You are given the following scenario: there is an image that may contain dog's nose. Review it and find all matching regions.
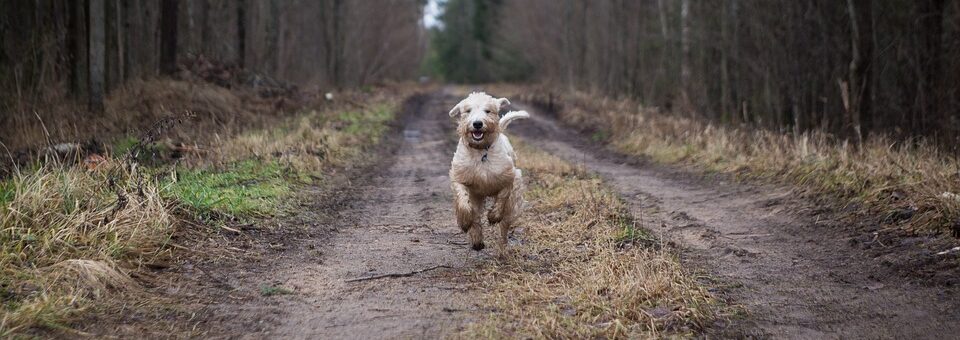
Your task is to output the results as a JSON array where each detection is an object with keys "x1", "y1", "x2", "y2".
[{"x1": 472, "y1": 121, "x2": 483, "y2": 129}]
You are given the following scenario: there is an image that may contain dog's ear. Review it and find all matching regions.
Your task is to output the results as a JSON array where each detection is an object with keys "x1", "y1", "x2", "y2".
[
  {"x1": 448, "y1": 100, "x2": 464, "y2": 117},
  {"x1": 496, "y1": 97, "x2": 511, "y2": 112}
]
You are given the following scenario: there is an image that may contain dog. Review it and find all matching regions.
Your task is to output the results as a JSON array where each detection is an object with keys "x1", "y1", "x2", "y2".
[{"x1": 448, "y1": 92, "x2": 529, "y2": 252}]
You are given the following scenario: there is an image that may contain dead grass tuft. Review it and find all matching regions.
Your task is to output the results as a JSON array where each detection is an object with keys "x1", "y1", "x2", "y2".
[
  {"x1": 45, "y1": 260, "x2": 138, "y2": 298},
  {"x1": 461, "y1": 141, "x2": 717, "y2": 338},
  {"x1": 0, "y1": 159, "x2": 170, "y2": 335}
]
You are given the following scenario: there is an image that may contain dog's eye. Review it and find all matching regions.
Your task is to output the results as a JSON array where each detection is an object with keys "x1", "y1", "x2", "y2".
[{"x1": 484, "y1": 109, "x2": 491, "y2": 114}]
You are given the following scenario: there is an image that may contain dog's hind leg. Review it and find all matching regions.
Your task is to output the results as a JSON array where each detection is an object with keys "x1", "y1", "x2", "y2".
[
  {"x1": 488, "y1": 187, "x2": 511, "y2": 225},
  {"x1": 495, "y1": 169, "x2": 525, "y2": 254}
]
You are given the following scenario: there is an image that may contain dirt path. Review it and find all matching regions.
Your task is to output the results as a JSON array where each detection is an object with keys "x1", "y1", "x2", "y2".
[
  {"x1": 176, "y1": 90, "x2": 960, "y2": 339},
  {"x1": 190, "y1": 92, "x2": 488, "y2": 339},
  {"x1": 510, "y1": 105, "x2": 960, "y2": 339},
  {"x1": 262, "y1": 93, "x2": 481, "y2": 339}
]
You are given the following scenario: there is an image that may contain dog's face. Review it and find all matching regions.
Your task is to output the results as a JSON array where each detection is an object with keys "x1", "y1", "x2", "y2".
[{"x1": 449, "y1": 92, "x2": 510, "y2": 149}]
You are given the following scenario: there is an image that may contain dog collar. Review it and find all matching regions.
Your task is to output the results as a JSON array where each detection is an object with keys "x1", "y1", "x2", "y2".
[{"x1": 468, "y1": 139, "x2": 492, "y2": 162}]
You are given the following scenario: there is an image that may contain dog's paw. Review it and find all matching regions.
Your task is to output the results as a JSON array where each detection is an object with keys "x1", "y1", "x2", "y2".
[{"x1": 471, "y1": 242, "x2": 486, "y2": 251}]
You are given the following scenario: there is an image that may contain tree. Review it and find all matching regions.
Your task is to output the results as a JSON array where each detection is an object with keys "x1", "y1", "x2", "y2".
[
  {"x1": 846, "y1": 0, "x2": 874, "y2": 140},
  {"x1": 160, "y1": 0, "x2": 179, "y2": 75},
  {"x1": 237, "y1": 0, "x2": 246, "y2": 68},
  {"x1": 89, "y1": 0, "x2": 106, "y2": 112},
  {"x1": 69, "y1": 0, "x2": 86, "y2": 97}
]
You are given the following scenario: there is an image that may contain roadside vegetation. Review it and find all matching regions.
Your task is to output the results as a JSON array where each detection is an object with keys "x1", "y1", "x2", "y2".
[
  {"x1": 509, "y1": 87, "x2": 960, "y2": 236},
  {"x1": 0, "y1": 78, "x2": 411, "y2": 336},
  {"x1": 462, "y1": 141, "x2": 719, "y2": 338}
]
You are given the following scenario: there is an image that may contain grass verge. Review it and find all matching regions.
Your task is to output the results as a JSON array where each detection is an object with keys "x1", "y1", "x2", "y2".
[
  {"x1": 0, "y1": 92, "x2": 404, "y2": 336},
  {"x1": 461, "y1": 141, "x2": 718, "y2": 338},
  {"x1": 0, "y1": 163, "x2": 169, "y2": 336}
]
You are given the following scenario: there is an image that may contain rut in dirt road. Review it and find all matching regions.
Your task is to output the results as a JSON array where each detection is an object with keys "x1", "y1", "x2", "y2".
[{"x1": 510, "y1": 105, "x2": 960, "y2": 339}]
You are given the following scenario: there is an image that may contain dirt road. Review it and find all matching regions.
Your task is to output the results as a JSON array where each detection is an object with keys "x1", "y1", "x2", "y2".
[
  {"x1": 185, "y1": 90, "x2": 959, "y2": 339},
  {"x1": 510, "y1": 104, "x2": 960, "y2": 339}
]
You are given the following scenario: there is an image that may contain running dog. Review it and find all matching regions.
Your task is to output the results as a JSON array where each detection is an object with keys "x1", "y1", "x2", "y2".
[{"x1": 448, "y1": 92, "x2": 529, "y2": 252}]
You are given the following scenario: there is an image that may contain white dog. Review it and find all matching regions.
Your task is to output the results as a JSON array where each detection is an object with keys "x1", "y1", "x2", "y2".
[{"x1": 448, "y1": 92, "x2": 529, "y2": 251}]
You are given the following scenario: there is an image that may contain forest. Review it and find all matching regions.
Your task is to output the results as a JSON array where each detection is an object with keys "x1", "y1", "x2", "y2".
[
  {"x1": 431, "y1": 0, "x2": 960, "y2": 146},
  {"x1": 2, "y1": 0, "x2": 960, "y2": 338}
]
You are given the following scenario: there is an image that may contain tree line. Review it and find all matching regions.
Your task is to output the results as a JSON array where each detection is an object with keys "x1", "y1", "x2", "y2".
[
  {"x1": 0, "y1": 0, "x2": 427, "y2": 113},
  {"x1": 431, "y1": 0, "x2": 960, "y2": 147}
]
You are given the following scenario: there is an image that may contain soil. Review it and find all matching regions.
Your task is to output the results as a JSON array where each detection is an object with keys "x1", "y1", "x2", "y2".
[{"x1": 78, "y1": 89, "x2": 960, "y2": 339}]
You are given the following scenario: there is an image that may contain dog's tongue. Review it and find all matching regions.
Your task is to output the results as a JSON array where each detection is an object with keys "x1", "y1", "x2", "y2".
[{"x1": 472, "y1": 131, "x2": 483, "y2": 139}]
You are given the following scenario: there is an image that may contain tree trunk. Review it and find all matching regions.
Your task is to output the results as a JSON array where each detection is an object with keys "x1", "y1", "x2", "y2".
[
  {"x1": 917, "y1": 0, "x2": 946, "y2": 136},
  {"x1": 332, "y1": 0, "x2": 344, "y2": 87},
  {"x1": 105, "y1": 0, "x2": 117, "y2": 90},
  {"x1": 846, "y1": 0, "x2": 873, "y2": 141},
  {"x1": 680, "y1": 0, "x2": 692, "y2": 113},
  {"x1": 269, "y1": 0, "x2": 281, "y2": 76},
  {"x1": 720, "y1": 0, "x2": 731, "y2": 123},
  {"x1": 88, "y1": 0, "x2": 106, "y2": 112},
  {"x1": 200, "y1": 0, "x2": 210, "y2": 55},
  {"x1": 70, "y1": 0, "x2": 86, "y2": 97},
  {"x1": 159, "y1": 0, "x2": 178, "y2": 75},
  {"x1": 237, "y1": 0, "x2": 246, "y2": 68},
  {"x1": 115, "y1": 0, "x2": 124, "y2": 83}
]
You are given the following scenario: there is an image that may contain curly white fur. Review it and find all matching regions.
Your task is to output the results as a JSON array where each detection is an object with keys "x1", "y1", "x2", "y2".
[{"x1": 448, "y1": 92, "x2": 529, "y2": 252}]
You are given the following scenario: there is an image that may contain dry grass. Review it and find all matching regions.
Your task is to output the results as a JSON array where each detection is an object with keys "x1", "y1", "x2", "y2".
[
  {"x1": 461, "y1": 141, "x2": 718, "y2": 339},
  {"x1": 504, "y1": 86, "x2": 960, "y2": 235},
  {"x1": 0, "y1": 81, "x2": 420, "y2": 336},
  {"x1": 0, "y1": 160, "x2": 170, "y2": 335}
]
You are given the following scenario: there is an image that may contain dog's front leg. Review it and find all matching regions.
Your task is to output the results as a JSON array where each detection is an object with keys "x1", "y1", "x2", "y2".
[
  {"x1": 453, "y1": 182, "x2": 486, "y2": 250},
  {"x1": 452, "y1": 182, "x2": 473, "y2": 232}
]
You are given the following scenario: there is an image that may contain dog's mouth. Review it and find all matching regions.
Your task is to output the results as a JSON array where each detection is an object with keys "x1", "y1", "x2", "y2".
[{"x1": 470, "y1": 131, "x2": 484, "y2": 141}]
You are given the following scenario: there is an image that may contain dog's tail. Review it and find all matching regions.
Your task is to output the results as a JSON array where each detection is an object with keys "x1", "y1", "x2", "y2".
[{"x1": 499, "y1": 110, "x2": 530, "y2": 130}]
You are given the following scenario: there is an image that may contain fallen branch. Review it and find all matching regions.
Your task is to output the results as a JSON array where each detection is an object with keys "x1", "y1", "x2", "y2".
[{"x1": 345, "y1": 265, "x2": 452, "y2": 283}]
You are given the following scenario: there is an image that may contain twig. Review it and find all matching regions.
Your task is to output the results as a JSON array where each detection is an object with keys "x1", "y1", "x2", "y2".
[
  {"x1": 345, "y1": 265, "x2": 452, "y2": 283},
  {"x1": 936, "y1": 246, "x2": 960, "y2": 256}
]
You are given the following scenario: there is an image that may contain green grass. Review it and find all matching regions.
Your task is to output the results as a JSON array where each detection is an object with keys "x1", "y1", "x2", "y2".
[
  {"x1": 337, "y1": 105, "x2": 394, "y2": 140},
  {"x1": 614, "y1": 217, "x2": 654, "y2": 247},
  {"x1": 0, "y1": 180, "x2": 13, "y2": 207},
  {"x1": 111, "y1": 136, "x2": 140, "y2": 156},
  {"x1": 162, "y1": 159, "x2": 292, "y2": 221}
]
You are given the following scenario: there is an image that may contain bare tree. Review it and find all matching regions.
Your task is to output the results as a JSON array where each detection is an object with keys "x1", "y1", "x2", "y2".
[
  {"x1": 237, "y1": 0, "x2": 246, "y2": 68},
  {"x1": 846, "y1": 0, "x2": 874, "y2": 140},
  {"x1": 88, "y1": 0, "x2": 106, "y2": 112},
  {"x1": 160, "y1": 0, "x2": 179, "y2": 75}
]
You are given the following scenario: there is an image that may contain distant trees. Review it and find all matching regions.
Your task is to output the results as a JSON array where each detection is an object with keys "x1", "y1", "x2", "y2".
[
  {"x1": 0, "y1": 0, "x2": 426, "y2": 113},
  {"x1": 428, "y1": 0, "x2": 532, "y2": 83},
  {"x1": 431, "y1": 0, "x2": 960, "y2": 148}
]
